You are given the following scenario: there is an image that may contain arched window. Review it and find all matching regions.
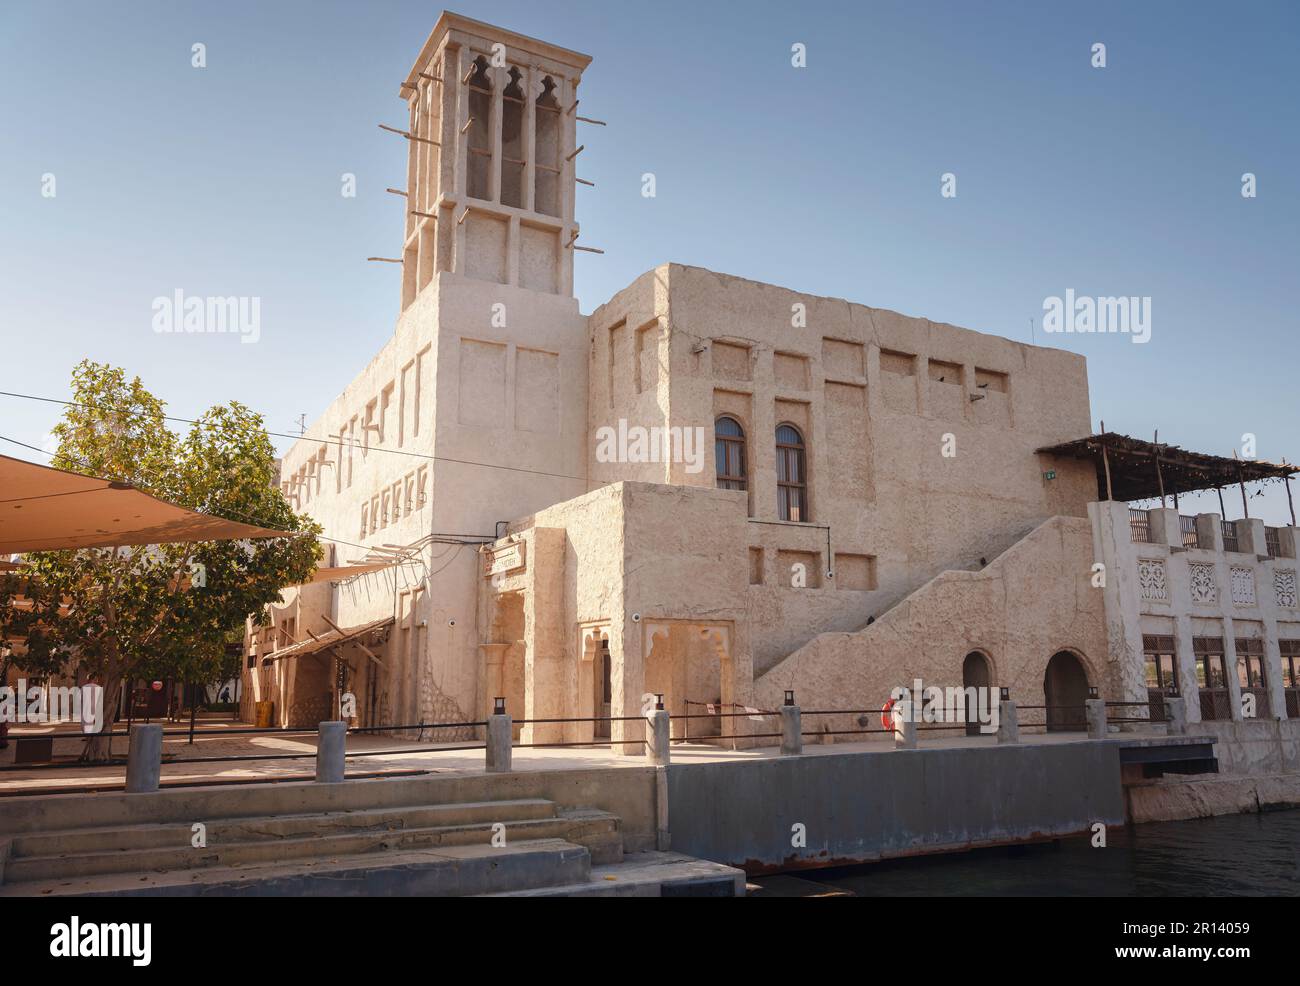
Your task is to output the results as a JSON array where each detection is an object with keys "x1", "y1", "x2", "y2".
[
  {"x1": 715, "y1": 416, "x2": 747, "y2": 491},
  {"x1": 776, "y1": 424, "x2": 807, "y2": 521},
  {"x1": 500, "y1": 67, "x2": 524, "y2": 208},
  {"x1": 534, "y1": 76, "x2": 561, "y2": 216},
  {"x1": 466, "y1": 56, "x2": 493, "y2": 201}
]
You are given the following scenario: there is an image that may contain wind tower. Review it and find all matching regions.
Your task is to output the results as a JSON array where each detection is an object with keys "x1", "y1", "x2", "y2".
[{"x1": 394, "y1": 12, "x2": 594, "y2": 303}]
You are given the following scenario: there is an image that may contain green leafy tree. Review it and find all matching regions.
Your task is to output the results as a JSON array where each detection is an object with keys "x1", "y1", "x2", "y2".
[{"x1": 10, "y1": 361, "x2": 321, "y2": 760}]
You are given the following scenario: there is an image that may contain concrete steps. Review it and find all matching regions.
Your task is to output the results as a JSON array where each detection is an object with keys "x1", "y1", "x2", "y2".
[
  {"x1": 9, "y1": 797, "x2": 558, "y2": 856},
  {"x1": 2, "y1": 838, "x2": 594, "y2": 897},
  {"x1": 1, "y1": 797, "x2": 623, "y2": 891}
]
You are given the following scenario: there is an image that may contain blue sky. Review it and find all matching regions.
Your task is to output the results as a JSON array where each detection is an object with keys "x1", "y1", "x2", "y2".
[{"x1": 1, "y1": 1, "x2": 1296, "y2": 521}]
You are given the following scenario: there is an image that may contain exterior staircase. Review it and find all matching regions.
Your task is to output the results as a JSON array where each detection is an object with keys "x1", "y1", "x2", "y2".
[
  {"x1": 0, "y1": 784, "x2": 744, "y2": 896},
  {"x1": 0, "y1": 797, "x2": 621, "y2": 896},
  {"x1": 752, "y1": 515, "x2": 1098, "y2": 710}
]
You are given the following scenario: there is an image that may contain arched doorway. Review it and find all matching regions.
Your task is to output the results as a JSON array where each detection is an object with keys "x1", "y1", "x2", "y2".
[
  {"x1": 962, "y1": 651, "x2": 991, "y2": 736},
  {"x1": 1043, "y1": 651, "x2": 1089, "y2": 732}
]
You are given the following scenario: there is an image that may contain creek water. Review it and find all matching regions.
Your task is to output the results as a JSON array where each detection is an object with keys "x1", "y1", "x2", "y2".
[{"x1": 806, "y1": 808, "x2": 1300, "y2": 896}]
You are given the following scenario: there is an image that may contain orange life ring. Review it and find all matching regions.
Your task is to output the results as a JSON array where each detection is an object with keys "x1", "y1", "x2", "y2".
[{"x1": 880, "y1": 698, "x2": 895, "y2": 730}]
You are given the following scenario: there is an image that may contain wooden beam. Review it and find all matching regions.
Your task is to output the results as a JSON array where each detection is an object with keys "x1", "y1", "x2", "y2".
[
  {"x1": 1234, "y1": 452, "x2": 1249, "y2": 519},
  {"x1": 1099, "y1": 423, "x2": 1113, "y2": 501},
  {"x1": 378, "y1": 123, "x2": 440, "y2": 147},
  {"x1": 322, "y1": 616, "x2": 386, "y2": 668},
  {"x1": 1153, "y1": 430, "x2": 1166, "y2": 508}
]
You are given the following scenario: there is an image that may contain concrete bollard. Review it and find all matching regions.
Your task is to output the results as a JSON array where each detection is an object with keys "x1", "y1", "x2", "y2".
[
  {"x1": 124, "y1": 723, "x2": 163, "y2": 793},
  {"x1": 997, "y1": 700, "x2": 1019, "y2": 744},
  {"x1": 647, "y1": 709, "x2": 671, "y2": 766},
  {"x1": 780, "y1": 703, "x2": 802, "y2": 756},
  {"x1": 315, "y1": 721, "x2": 347, "y2": 783},
  {"x1": 1085, "y1": 699, "x2": 1107, "y2": 739},
  {"x1": 1165, "y1": 695, "x2": 1187, "y2": 736},
  {"x1": 893, "y1": 702, "x2": 917, "y2": 750},
  {"x1": 486, "y1": 713, "x2": 513, "y2": 772}
]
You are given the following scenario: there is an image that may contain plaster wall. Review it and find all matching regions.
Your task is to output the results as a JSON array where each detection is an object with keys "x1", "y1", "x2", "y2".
[
  {"x1": 489, "y1": 482, "x2": 749, "y2": 748},
  {"x1": 588, "y1": 265, "x2": 1098, "y2": 675}
]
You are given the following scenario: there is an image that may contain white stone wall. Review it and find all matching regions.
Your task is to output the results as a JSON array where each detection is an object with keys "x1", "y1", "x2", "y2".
[{"x1": 1092, "y1": 500, "x2": 1300, "y2": 722}]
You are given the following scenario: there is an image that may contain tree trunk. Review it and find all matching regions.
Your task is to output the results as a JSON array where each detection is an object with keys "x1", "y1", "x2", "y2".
[{"x1": 80, "y1": 669, "x2": 125, "y2": 763}]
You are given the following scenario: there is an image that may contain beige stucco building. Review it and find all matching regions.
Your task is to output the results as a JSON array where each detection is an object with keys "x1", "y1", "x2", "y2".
[{"x1": 242, "y1": 12, "x2": 1300, "y2": 747}]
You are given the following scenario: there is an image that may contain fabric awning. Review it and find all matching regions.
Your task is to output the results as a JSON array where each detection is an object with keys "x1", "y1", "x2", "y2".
[
  {"x1": 263, "y1": 616, "x2": 394, "y2": 663},
  {"x1": 0, "y1": 454, "x2": 291, "y2": 553}
]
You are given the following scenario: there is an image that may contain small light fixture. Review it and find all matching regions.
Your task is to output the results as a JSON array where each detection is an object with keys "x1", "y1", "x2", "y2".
[
  {"x1": 999, "y1": 687, "x2": 1009, "y2": 701},
  {"x1": 655, "y1": 693, "x2": 664, "y2": 711},
  {"x1": 1167, "y1": 683, "x2": 1179, "y2": 697},
  {"x1": 493, "y1": 697, "x2": 505, "y2": 716},
  {"x1": 784, "y1": 689, "x2": 795, "y2": 707},
  {"x1": 1088, "y1": 686, "x2": 1099, "y2": 699}
]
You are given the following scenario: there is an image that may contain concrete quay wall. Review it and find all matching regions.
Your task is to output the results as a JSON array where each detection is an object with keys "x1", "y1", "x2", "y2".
[{"x1": 666, "y1": 740, "x2": 1126, "y2": 872}]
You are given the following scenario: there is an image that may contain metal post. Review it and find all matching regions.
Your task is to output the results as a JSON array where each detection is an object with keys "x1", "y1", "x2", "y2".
[
  {"x1": 893, "y1": 698, "x2": 917, "y2": 750},
  {"x1": 780, "y1": 690, "x2": 801, "y2": 756},
  {"x1": 1085, "y1": 697, "x2": 1107, "y2": 739},
  {"x1": 316, "y1": 721, "x2": 346, "y2": 782},
  {"x1": 188, "y1": 682, "x2": 197, "y2": 745},
  {"x1": 125, "y1": 723, "x2": 163, "y2": 793},
  {"x1": 997, "y1": 692, "x2": 1020, "y2": 745},
  {"x1": 487, "y1": 698, "x2": 512, "y2": 772},
  {"x1": 647, "y1": 708, "x2": 671, "y2": 766}
]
